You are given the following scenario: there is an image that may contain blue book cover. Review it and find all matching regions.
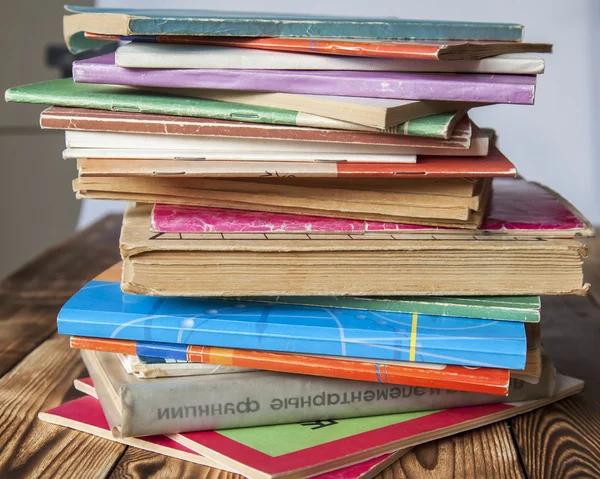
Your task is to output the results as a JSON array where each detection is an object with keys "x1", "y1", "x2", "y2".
[
  {"x1": 64, "y1": 6, "x2": 524, "y2": 53},
  {"x1": 58, "y1": 277, "x2": 527, "y2": 369}
]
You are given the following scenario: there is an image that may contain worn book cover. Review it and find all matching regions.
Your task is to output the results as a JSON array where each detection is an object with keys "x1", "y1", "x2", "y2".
[
  {"x1": 64, "y1": 6, "x2": 525, "y2": 53},
  {"x1": 41, "y1": 107, "x2": 473, "y2": 150},
  {"x1": 73, "y1": 53, "x2": 537, "y2": 104},
  {"x1": 115, "y1": 43, "x2": 546, "y2": 74},
  {"x1": 150, "y1": 178, "x2": 594, "y2": 240},
  {"x1": 39, "y1": 392, "x2": 405, "y2": 479},
  {"x1": 70, "y1": 335, "x2": 512, "y2": 394},
  {"x1": 60, "y1": 269, "x2": 527, "y2": 368},
  {"x1": 79, "y1": 349, "x2": 554, "y2": 437},
  {"x1": 87, "y1": 33, "x2": 551, "y2": 61},
  {"x1": 8, "y1": 79, "x2": 432, "y2": 134}
]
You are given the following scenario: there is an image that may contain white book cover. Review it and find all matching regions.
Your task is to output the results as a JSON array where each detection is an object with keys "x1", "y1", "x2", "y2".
[{"x1": 116, "y1": 43, "x2": 545, "y2": 75}]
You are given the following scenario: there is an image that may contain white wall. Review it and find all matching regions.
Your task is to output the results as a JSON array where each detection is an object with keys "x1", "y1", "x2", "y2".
[{"x1": 91, "y1": 0, "x2": 600, "y2": 225}]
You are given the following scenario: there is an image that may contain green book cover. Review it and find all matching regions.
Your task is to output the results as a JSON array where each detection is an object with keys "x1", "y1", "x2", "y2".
[
  {"x1": 242, "y1": 296, "x2": 541, "y2": 323},
  {"x1": 5, "y1": 78, "x2": 459, "y2": 138}
]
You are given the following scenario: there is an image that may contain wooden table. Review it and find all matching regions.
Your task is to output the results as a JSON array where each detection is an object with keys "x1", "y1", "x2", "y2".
[{"x1": 0, "y1": 215, "x2": 599, "y2": 479}]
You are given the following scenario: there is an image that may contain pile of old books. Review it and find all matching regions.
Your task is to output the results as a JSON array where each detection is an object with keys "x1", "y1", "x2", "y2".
[{"x1": 6, "y1": 6, "x2": 593, "y2": 479}]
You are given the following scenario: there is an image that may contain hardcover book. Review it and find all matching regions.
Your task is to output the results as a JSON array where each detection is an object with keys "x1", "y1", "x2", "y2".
[
  {"x1": 39, "y1": 392, "x2": 406, "y2": 479},
  {"x1": 86, "y1": 33, "x2": 552, "y2": 61},
  {"x1": 115, "y1": 43, "x2": 546, "y2": 75},
  {"x1": 59, "y1": 269, "x2": 528, "y2": 368},
  {"x1": 64, "y1": 6, "x2": 525, "y2": 53},
  {"x1": 73, "y1": 53, "x2": 537, "y2": 104},
  {"x1": 70, "y1": 336, "x2": 513, "y2": 395},
  {"x1": 113, "y1": 204, "x2": 588, "y2": 297},
  {"x1": 150, "y1": 178, "x2": 594, "y2": 240},
  {"x1": 8, "y1": 79, "x2": 448, "y2": 134},
  {"x1": 79, "y1": 349, "x2": 554, "y2": 436}
]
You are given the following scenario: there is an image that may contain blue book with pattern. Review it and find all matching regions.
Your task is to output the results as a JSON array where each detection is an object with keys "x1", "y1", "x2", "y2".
[{"x1": 57, "y1": 273, "x2": 527, "y2": 369}]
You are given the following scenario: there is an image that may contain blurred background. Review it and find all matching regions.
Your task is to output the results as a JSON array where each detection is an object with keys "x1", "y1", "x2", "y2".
[{"x1": 1, "y1": 0, "x2": 598, "y2": 278}]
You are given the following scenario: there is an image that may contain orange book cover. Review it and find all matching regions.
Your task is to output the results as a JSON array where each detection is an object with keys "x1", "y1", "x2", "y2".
[{"x1": 70, "y1": 335, "x2": 511, "y2": 395}]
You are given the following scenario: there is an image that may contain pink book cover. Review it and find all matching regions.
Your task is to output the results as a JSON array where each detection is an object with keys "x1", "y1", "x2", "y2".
[
  {"x1": 40, "y1": 379, "x2": 403, "y2": 479},
  {"x1": 151, "y1": 178, "x2": 593, "y2": 237}
]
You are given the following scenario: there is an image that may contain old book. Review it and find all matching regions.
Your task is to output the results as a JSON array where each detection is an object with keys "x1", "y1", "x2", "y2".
[
  {"x1": 39, "y1": 393, "x2": 406, "y2": 479},
  {"x1": 70, "y1": 336, "x2": 512, "y2": 395},
  {"x1": 70, "y1": 374, "x2": 578, "y2": 479},
  {"x1": 73, "y1": 53, "x2": 537, "y2": 104},
  {"x1": 115, "y1": 43, "x2": 546, "y2": 74},
  {"x1": 61, "y1": 270, "x2": 527, "y2": 368},
  {"x1": 63, "y1": 121, "x2": 489, "y2": 157},
  {"x1": 116, "y1": 204, "x2": 588, "y2": 297},
  {"x1": 64, "y1": 6, "x2": 525, "y2": 53},
  {"x1": 117, "y1": 353, "x2": 252, "y2": 379},
  {"x1": 8, "y1": 79, "x2": 452, "y2": 134},
  {"x1": 79, "y1": 349, "x2": 555, "y2": 437},
  {"x1": 87, "y1": 33, "x2": 551, "y2": 61},
  {"x1": 150, "y1": 178, "x2": 594, "y2": 239},
  {"x1": 72, "y1": 149, "x2": 516, "y2": 180},
  {"x1": 74, "y1": 177, "x2": 492, "y2": 227},
  {"x1": 41, "y1": 107, "x2": 473, "y2": 150}
]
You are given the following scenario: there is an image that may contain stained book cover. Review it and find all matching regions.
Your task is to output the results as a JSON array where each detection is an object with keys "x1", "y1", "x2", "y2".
[
  {"x1": 64, "y1": 6, "x2": 525, "y2": 53},
  {"x1": 80, "y1": 349, "x2": 554, "y2": 436},
  {"x1": 60, "y1": 266, "x2": 527, "y2": 369},
  {"x1": 73, "y1": 53, "x2": 537, "y2": 104},
  {"x1": 70, "y1": 336, "x2": 512, "y2": 395}
]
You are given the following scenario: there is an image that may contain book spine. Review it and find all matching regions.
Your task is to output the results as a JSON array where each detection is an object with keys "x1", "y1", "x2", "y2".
[{"x1": 110, "y1": 359, "x2": 553, "y2": 436}]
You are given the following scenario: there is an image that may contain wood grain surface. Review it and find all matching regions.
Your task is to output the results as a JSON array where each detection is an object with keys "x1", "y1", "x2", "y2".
[{"x1": 0, "y1": 215, "x2": 597, "y2": 479}]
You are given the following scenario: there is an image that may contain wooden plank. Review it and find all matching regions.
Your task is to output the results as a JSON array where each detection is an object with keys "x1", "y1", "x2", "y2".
[
  {"x1": 108, "y1": 447, "x2": 243, "y2": 479},
  {"x1": 374, "y1": 422, "x2": 524, "y2": 478},
  {"x1": 511, "y1": 235, "x2": 600, "y2": 478},
  {"x1": 0, "y1": 334, "x2": 125, "y2": 478},
  {"x1": 0, "y1": 215, "x2": 121, "y2": 377}
]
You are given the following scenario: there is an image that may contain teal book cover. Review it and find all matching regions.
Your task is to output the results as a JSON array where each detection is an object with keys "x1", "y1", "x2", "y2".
[{"x1": 64, "y1": 6, "x2": 524, "y2": 53}]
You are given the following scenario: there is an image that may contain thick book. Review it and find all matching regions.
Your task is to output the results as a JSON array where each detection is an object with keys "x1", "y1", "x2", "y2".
[
  {"x1": 60, "y1": 269, "x2": 528, "y2": 368},
  {"x1": 76, "y1": 178, "x2": 492, "y2": 228},
  {"x1": 7, "y1": 79, "x2": 448, "y2": 134},
  {"x1": 70, "y1": 336, "x2": 513, "y2": 395},
  {"x1": 115, "y1": 43, "x2": 546, "y2": 74},
  {"x1": 150, "y1": 178, "x2": 594, "y2": 239},
  {"x1": 39, "y1": 392, "x2": 405, "y2": 479},
  {"x1": 80, "y1": 349, "x2": 555, "y2": 437},
  {"x1": 115, "y1": 204, "x2": 589, "y2": 297},
  {"x1": 73, "y1": 53, "x2": 537, "y2": 104},
  {"x1": 87, "y1": 33, "x2": 552, "y2": 61},
  {"x1": 64, "y1": 6, "x2": 525, "y2": 53},
  {"x1": 42, "y1": 107, "x2": 474, "y2": 151},
  {"x1": 117, "y1": 353, "x2": 252, "y2": 379},
  {"x1": 69, "y1": 375, "x2": 579, "y2": 479}
]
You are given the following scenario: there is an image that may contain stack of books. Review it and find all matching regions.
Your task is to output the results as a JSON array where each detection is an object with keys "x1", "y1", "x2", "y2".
[{"x1": 6, "y1": 6, "x2": 593, "y2": 479}]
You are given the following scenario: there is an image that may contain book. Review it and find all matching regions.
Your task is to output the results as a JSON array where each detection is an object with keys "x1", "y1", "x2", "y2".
[
  {"x1": 75, "y1": 177, "x2": 492, "y2": 228},
  {"x1": 39, "y1": 392, "x2": 406, "y2": 479},
  {"x1": 64, "y1": 6, "x2": 525, "y2": 54},
  {"x1": 73, "y1": 53, "x2": 537, "y2": 104},
  {"x1": 41, "y1": 107, "x2": 474, "y2": 151},
  {"x1": 70, "y1": 336, "x2": 513, "y2": 395},
  {"x1": 86, "y1": 33, "x2": 552, "y2": 61},
  {"x1": 72, "y1": 148, "x2": 516, "y2": 180},
  {"x1": 79, "y1": 349, "x2": 555, "y2": 437},
  {"x1": 115, "y1": 204, "x2": 589, "y2": 297},
  {"x1": 7, "y1": 79, "x2": 456, "y2": 134},
  {"x1": 140, "y1": 89, "x2": 472, "y2": 132},
  {"x1": 115, "y1": 43, "x2": 546, "y2": 75},
  {"x1": 69, "y1": 375, "x2": 580, "y2": 479},
  {"x1": 62, "y1": 123, "x2": 489, "y2": 158},
  {"x1": 60, "y1": 270, "x2": 528, "y2": 368},
  {"x1": 117, "y1": 353, "x2": 253, "y2": 378},
  {"x1": 150, "y1": 178, "x2": 594, "y2": 239}
]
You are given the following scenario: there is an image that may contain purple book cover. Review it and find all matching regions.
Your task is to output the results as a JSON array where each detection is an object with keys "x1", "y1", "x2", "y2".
[{"x1": 73, "y1": 53, "x2": 536, "y2": 104}]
